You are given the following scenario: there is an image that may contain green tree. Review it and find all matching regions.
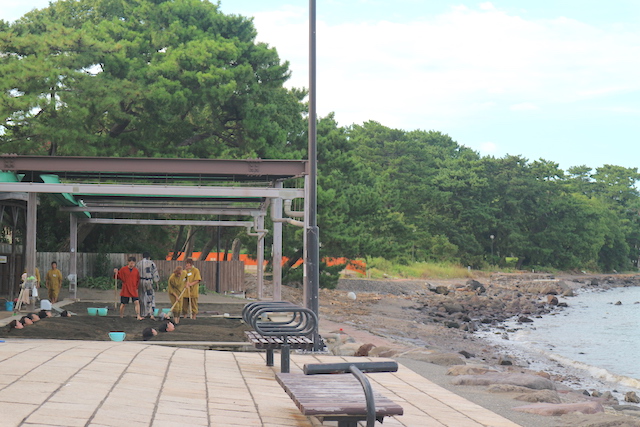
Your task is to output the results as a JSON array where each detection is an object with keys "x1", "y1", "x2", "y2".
[{"x1": 0, "y1": 0, "x2": 306, "y2": 158}]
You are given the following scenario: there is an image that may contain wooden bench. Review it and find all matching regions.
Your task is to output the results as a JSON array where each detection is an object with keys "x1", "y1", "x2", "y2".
[
  {"x1": 276, "y1": 361, "x2": 404, "y2": 427},
  {"x1": 243, "y1": 301, "x2": 318, "y2": 373}
]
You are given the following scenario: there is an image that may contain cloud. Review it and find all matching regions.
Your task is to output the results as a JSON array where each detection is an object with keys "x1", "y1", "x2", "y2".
[
  {"x1": 250, "y1": 4, "x2": 640, "y2": 130},
  {"x1": 510, "y1": 103, "x2": 539, "y2": 111},
  {"x1": 479, "y1": 141, "x2": 499, "y2": 154}
]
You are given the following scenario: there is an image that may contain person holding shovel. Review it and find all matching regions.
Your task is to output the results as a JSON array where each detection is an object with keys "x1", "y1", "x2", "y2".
[
  {"x1": 114, "y1": 257, "x2": 143, "y2": 320},
  {"x1": 167, "y1": 266, "x2": 186, "y2": 324},
  {"x1": 182, "y1": 257, "x2": 201, "y2": 320}
]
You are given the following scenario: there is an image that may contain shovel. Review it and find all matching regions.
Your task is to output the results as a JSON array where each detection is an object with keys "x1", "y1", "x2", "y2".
[
  {"x1": 166, "y1": 286, "x2": 189, "y2": 319},
  {"x1": 114, "y1": 276, "x2": 119, "y2": 309}
]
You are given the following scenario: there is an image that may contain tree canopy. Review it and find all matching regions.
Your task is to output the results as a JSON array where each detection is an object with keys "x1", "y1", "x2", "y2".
[
  {"x1": 0, "y1": 0, "x2": 307, "y2": 158},
  {"x1": 2, "y1": 0, "x2": 639, "y2": 274}
]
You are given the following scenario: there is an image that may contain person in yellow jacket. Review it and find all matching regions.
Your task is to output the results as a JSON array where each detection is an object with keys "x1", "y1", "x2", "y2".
[
  {"x1": 167, "y1": 266, "x2": 186, "y2": 324},
  {"x1": 182, "y1": 257, "x2": 201, "y2": 320},
  {"x1": 45, "y1": 261, "x2": 63, "y2": 303}
]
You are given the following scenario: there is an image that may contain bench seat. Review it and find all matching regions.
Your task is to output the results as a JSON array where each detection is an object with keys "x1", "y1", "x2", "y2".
[
  {"x1": 276, "y1": 372, "x2": 404, "y2": 419},
  {"x1": 245, "y1": 330, "x2": 315, "y2": 350}
]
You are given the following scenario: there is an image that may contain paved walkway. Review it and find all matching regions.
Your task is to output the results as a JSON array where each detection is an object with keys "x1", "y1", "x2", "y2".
[{"x1": 0, "y1": 339, "x2": 521, "y2": 427}]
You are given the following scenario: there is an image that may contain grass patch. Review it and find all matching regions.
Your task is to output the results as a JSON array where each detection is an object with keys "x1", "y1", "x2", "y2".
[{"x1": 363, "y1": 258, "x2": 475, "y2": 279}]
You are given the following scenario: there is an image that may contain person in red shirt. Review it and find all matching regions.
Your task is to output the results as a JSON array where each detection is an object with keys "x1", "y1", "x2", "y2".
[{"x1": 114, "y1": 257, "x2": 143, "y2": 320}]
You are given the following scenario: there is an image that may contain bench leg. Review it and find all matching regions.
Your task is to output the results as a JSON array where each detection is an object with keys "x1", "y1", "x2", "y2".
[
  {"x1": 337, "y1": 421, "x2": 358, "y2": 427},
  {"x1": 281, "y1": 344, "x2": 290, "y2": 373},
  {"x1": 266, "y1": 349, "x2": 274, "y2": 367}
]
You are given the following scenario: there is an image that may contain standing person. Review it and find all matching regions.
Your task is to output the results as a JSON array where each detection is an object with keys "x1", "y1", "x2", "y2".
[
  {"x1": 182, "y1": 258, "x2": 201, "y2": 320},
  {"x1": 23, "y1": 267, "x2": 41, "y2": 288},
  {"x1": 167, "y1": 265, "x2": 186, "y2": 324},
  {"x1": 137, "y1": 252, "x2": 160, "y2": 320},
  {"x1": 45, "y1": 261, "x2": 63, "y2": 304},
  {"x1": 21, "y1": 268, "x2": 41, "y2": 306},
  {"x1": 114, "y1": 257, "x2": 143, "y2": 320}
]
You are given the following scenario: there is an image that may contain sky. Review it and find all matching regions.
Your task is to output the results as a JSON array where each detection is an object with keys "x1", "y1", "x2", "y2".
[{"x1": 2, "y1": 0, "x2": 640, "y2": 172}]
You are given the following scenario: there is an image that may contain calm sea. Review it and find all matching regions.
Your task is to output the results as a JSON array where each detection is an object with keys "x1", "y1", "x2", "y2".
[{"x1": 479, "y1": 285, "x2": 640, "y2": 394}]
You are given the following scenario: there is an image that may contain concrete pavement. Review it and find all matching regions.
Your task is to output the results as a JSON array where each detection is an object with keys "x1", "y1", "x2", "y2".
[{"x1": 0, "y1": 339, "x2": 521, "y2": 427}]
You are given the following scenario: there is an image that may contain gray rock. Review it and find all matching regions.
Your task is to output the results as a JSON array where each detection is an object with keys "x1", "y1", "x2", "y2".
[
  {"x1": 515, "y1": 390, "x2": 561, "y2": 404},
  {"x1": 498, "y1": 356, "x2": 514, "y2": 365},
  {"x1": 446, "y1": 364, "x2": 496, "y2": 376},
  {"x1": 451, "y1": 373, "x2": 556, "y2": 390},
  {"x1": 626, "y1": 391, "x2": 640, "y2": 403},
  {"x1": 424, "y1": 352, "x2": 466, "y2": 366},
  {"x1": 488, "y1": 384, "x2": 536, "y2": 393},
  {"x1": 513, "y1": 401, "x2": 604, "y2": 416}
]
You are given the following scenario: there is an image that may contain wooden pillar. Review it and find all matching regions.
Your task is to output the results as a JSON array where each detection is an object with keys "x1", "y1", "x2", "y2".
[
  {"x1": 25, "y1": 193, "x2": 37, "y2": 277},
  {"x1": 69, "y1": 214, "x2": 78, "y2": 299}
]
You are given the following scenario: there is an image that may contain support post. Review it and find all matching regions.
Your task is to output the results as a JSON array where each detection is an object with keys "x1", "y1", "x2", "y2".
[
  {"x1": 25, "y1": 193, "x2": 37, "y2": 279},
  {"x1": 257, "y1": 214, "x2": 265, "y2": 300},
  {"x1": 272, "y1": 184, "x2": 283, "y2": 301},
  {"x1": 306, "y1": 0, "x2": 320, "y2": 350},
  {"x1": 216, "y1": 217, "x2": 221, "y2": 293},
  {"x1": 69, "y1": 214, "x2": 78, "y2": 300}
]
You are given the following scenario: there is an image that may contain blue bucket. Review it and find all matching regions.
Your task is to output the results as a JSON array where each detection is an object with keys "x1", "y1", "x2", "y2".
[{"x1": 5, "y1": 301, "x2": 13, "y2": 311}]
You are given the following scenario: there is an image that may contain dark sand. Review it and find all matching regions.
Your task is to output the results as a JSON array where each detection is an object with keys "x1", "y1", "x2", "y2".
[{"x1": 1, "y1": 302, "x2": 250, "y2": 342}]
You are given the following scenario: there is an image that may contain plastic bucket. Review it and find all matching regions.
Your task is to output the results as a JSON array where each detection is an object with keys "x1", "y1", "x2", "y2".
[{"x1": 5, "y1": 301, "x2": 13, "y2": 311}]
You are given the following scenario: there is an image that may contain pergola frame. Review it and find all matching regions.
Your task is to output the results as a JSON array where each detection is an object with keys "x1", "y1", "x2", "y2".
[{"x1": 0, "y1": 155, "x2": 310, "y2": 303}]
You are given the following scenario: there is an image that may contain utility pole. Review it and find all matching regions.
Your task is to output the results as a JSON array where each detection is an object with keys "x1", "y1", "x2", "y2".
[{"x1": 306, "y1": 0, "x2": 320, "y2": 350}]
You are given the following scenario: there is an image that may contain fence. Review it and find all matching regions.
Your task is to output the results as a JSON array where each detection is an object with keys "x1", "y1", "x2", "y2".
[
  {"x1": 155, "y1": 260, "x2": 244, "y2": 293},
  {"x1": 0, "y1": 252, "x2": 245, "y2": 297}
]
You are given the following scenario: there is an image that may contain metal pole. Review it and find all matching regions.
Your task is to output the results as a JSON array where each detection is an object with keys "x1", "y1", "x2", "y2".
[
  {"x1": 216, "y1": 216, "x2": 221, "y2": 293},
  {"x1": 306, "y1": 0, "x2": 321, "y2": 350}
]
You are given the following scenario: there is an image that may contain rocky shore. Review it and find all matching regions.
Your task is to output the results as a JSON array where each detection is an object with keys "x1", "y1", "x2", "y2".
[{"x1": 318, "y1": 273, "x2": 640, "y2": 427}]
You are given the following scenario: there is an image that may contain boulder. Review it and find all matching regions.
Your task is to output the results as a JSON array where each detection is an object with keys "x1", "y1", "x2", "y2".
[
  {"x1": 451, "y1": 373, "x2": 556, "y2": 390},
  {"x1": 546, "y1": 295, "x2": 559, "y2": 305},
  {"x1": 423, "y1": 352, "x2": 466, "y2": 366},
  {"x1": 446, "y1": 364, "x2": 496, "y2": 376},
  {"x1": 515, "y1": 390, "x2": 561, "y2": 403},
  {"x1": 498, "y1": 356, "x2": 514, "y2": 366},
  {"x1": 513, "y1": 401, "x2": 603, "y2": 416},
  {"x1": 488, "y1": 384, "x2": 537, "y2": 393},
  {"x1": 355, "y1": 343, "x2": 376, "y2": 357},
  {"x1": 369, "y1": 346, "x2": 397, "y2": 358},
  {"x1": 434, "y1": 286, "x2": 449, "y2": 295},
  {"x1": 625, "y1": 392, "x2": 640, "y2": 403},
  {"x1": 331, "y1": 342, "x2": 362, "y2": 356},
  {"x1": 466, "y1": 279, "x2": 486, "y2": 294}
]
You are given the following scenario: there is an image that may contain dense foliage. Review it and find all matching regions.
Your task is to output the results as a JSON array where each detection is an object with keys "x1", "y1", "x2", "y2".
[{"x1": 2, "y1": 0, "x2": 639, "y2": 274}]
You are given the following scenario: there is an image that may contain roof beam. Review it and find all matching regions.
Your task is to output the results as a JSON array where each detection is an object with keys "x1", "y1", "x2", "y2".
[
  {"x1": 78, "y1": 218, "x2": 255, "y2": 227},
  {"x1": 1, "y1": 155, "x2": 307, "y2": 178},
  {"x1": 0, "y1": 183, "x2": 305, "y2": 199},
  {"x1": 60, "y1": 206, "x2": 261, "y2": 215}
]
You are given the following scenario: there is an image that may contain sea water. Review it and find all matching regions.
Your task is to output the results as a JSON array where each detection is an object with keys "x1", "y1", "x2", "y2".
[{"x1": 478, "y1": 285, "x2": 640, "y2": 395}]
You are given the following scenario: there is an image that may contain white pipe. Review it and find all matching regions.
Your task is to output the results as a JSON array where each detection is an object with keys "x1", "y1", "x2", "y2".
[
  {"x1": 272, "y1": 217, "x2": 304, "y2": 227},
  {"x1": 284, "y1": 199, "x2": 304, "y2": 218}
]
